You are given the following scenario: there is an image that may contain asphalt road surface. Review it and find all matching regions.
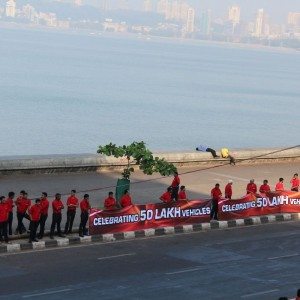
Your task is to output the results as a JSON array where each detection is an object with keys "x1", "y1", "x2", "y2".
[{"x1": 0, "y1": 221, "x2": 299, "y2": 299}]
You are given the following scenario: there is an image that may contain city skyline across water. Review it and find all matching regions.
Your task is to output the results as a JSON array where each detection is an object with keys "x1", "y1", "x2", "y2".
[{"x1": 0, "y1": 28, "x2": 300, "y2": 156}]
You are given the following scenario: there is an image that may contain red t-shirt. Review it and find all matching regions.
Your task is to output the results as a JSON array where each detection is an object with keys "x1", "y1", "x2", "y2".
[
  {"x1": 5, "y1": 198, "x2": 14, "y2": 213},
  {"x1": 290, "y1": 178, "x2": 299, "y2": 189},
  {"x1": 80, "y1": 199, "x2": 90, "y2": 213},
  {"x1": 16, "y1": 197, "x2": 31, "y2": 214},
  {"x1": 225, "y1": 184, "x2": 232, "y2": 199},
  {"x1": 29, "y1": 204, "x2": 41, "y2": 222},
  {"x1": 211, "y1": 187, "x2": 222, "y2": 200},
  {"x1": 40, "y1": 198, "x2": 49, "y2": 215},
  {"x1": 275, "y1": 182, "x2": 284, "y2": 191},
  {"x1": 0, "y1": 203, "x2": 9, "y2": 222},
  {"x1": 259, "y1": 184, "x2": 271, "y2": 194},
  {"x1": 104, "y1": 197, "x2": 116, "y2": 209},
  {"x1": 247, "y1": 183, "x2": 257, "y2": 194},
  {"x1": 160, "y1": 192, "x2": 172, "y2": 203},
  {"x1": 171, "y1": 175, "x2": 180, "y2": 187},
  {"x1": 67, "y1": 196, "x2": 79, "y2": 211},
  {"x1": 52, "y1": 199, "x2": 64, "y2": 214},
  {"x1": 178, "y1": 191, "x2": 187, "y2": 200},
  {"x1": 120, "y1": 194, "x2": 132, "y2": 207}
]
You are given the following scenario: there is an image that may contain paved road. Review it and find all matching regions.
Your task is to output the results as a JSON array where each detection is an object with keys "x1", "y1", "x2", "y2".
[
  {"x1": 0, "y1": 161, "x2": 299, "y2": 232},
  {"x1": 0, "y1": 221, "x2": 299, "y2": 299}
]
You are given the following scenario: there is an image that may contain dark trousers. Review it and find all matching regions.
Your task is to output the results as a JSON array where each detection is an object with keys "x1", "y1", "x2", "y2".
[
  {"x1": 206, "y1": 148, "x2": 218, "y2": 158},
  {"x1": 64, "y1": 210, "x2": 76, "y2": 234},
  {"x1": 38, "y1": 214, "x2": 48, "y2": 238},
  {"x1": 228, "y1": 155, "x2": 236, "y2": 165},
  {"x1": 210, "y1": 198, "x2": 219, "y2": 220},
  {"x1": 50, "y1": 213, "x2": 62, "y2": 236},
  {"x1": 8, "y1": 212, "x2": 13, "y2": 235},
  {"x1": 29, "y1": 221, "x2": 39, "y2": 241},
  {"x1": 291, "y1": 187, "x2": 299, "y2": 192},
  {"x1": 16, "y1": 212, "x2": 27, "y2": 234},
  {"x1": 0, "y1": 221, "x2": 8, "y2": 243},
  {"x1": 79, "y1": 212, "x2": 89, "y2": 236},
  {"x1": 171, "y1": 186, "x2": 179, "y2": 201}
]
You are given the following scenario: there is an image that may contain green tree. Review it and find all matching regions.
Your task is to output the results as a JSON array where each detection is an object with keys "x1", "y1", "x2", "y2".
[{"x1": 97, "y1": 141, "x2": 177, "y2": 180}]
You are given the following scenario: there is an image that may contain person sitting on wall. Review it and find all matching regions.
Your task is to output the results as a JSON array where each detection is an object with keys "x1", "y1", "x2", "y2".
[
  {"x1": 159, "y1": 187, "x2": 173, "y2": 204},
  {"x1": 178, "y1": 185, "x2": 188, "y2": 201},
  {"x1": 104, "y1": 192, "x2": 117, "y2": 210},
  {"x1": 196, "y1": 145, "x2": 219, "y2": 158},
  {"x1": 221, "y1": 148, "x2": 236, "y2": 165},
  {"x1": 120, "y1": 190, "x2": 132, "y2": 208},
  {"x1": 290, "y1": 173, "x2": 299, "y2": 192}
]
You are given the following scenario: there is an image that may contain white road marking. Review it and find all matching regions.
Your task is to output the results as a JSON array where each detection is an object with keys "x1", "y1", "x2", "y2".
[
  {"x1": 97, "y1": 253, "x2": 136, "y2": 260},
  {"x1": 165, "y1": 267, "x2": 204, "y2": 275},
  {"x1": 268, "y1": 253, "x2": 299, "y2": 260},
  {"x1": 207, "y1": 172, "x2": 249, "y2": 182},
  {"x1": 22, "y1": 289, "x2": 72, "y2": 298},
  {"x1": 241, "y1": 289, "x2": 279, "y2": 298}
]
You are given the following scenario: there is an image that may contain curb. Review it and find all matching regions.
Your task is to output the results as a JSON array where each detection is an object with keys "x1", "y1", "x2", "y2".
[{"x1": 1, "y1": 213, "x2": 299, "y2": 254}]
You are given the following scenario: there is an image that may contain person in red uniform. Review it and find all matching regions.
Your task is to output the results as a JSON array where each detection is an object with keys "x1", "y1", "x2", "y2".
[
  {"x1": 225, "y1": 180, "x2": 233, "y2": 199},
  {"x1": 0, "y1": 196, "x2": 9, "y2": 243},
  {"x1": 120, "y1": 190, "x2": 133, "y2": 208},
  {"x1": 275, "y1": 178, "x2": 285, "y2": 192},
  {"x1": 28, "y1": 198, "x2": 41, "y2": 243},
  {"x1": 171, "y1": 171, "x2": 180, "y2": 201},
  {"x1": 37, "y1": 192, "x2": 49, "y2": 239},
  {"x1": 5, "y1": 191, "x2": 15, "y2": 236},
  {"x1": 259, "y1": 180, "x2": 271, "y2": 194},
  {"x1": 178, "y1": 186, "x2": 188, "y2": 201},
  {"x1": 210, "y1": 183, "x2": 222, "y2": 220},
  {"x1": 15, "y1": 190, "x2": 31, "y2": 234},
  {"x1": 104, "y1": 192, "x2": 117, "y2": 210},
  {"x1": 159, "y1": 187, "x2": 173, "y2": 204},
  {"x1": 64, "y1": 189, "x2": 79, "y2": 234},
  {"x1": 290, "y1": 173, "x2": 299, "y2": 192},
  {"x1": 50, "y1": 193, "x2": 65, "y2": 239},
  {"x1": 246, "y1": 179, "x2": 257, "y2": 194},
  {"x1": 79, "y1": 194, "x2": 91, "y2": 237}
]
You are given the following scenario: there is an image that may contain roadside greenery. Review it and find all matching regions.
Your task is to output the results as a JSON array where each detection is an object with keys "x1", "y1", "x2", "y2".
[{"x1": 97, "y1": 141, "x2": 177, "y2": 180}]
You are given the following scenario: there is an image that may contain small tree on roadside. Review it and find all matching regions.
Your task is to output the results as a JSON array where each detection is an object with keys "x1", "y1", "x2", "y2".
[{"x1": 97, "y1": 141, "x2": 177, "y2": 180}]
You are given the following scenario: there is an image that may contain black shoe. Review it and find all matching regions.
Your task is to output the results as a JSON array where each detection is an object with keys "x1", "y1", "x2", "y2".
[
  {"x1": 79, "y1": 234, "x2": 84, "y2": 237},
  {"x1": 50, "y1": 236, "x2": 54, "y2": 239},
  {"x1": 37, "y1": 235, "x2": 43, "y2": 239},
  {"x1": 33, "y1": 239, "x2": 39, "y2": 242},
  {"x1": 58, "y1": 234, "x2": 65, "y2": 238}
]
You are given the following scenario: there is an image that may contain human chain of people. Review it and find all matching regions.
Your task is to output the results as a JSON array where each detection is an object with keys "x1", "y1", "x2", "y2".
[{"x1": 0, "y1": 172, "x2": 298, "y2": 244}]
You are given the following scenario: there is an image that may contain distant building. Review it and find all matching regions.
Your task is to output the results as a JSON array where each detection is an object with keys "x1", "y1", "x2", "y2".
[
  {"x1": 254, "y1": 8, "x2": 266, "y2": 38},
  {"x1": 6, "y1": 0, "x2": 16, "y2": 18},
  {"x1": 228, "y1": 6, "x2": 240, "y2": 24},
  {"x1": 157, "y1": 0, "x2": 169, "y2": 15},
  {"x1": 74, "y1": 0, "x2": 83, "y2": 6},
  {"x1": 228, "y1": 6, "x2": 240, "y2": 34},
  {"x1": 288, "y1": 12, "x2": 300, "y2": 27},
  {"x1": 143, "y1": 0, "x2": 152, "y2": 12},
  {"x1": 186, "y1": 7, "x2": 195, "y2": 33},
  {"x1": 117, "y1": 0, "x2": 129, "y2": 10},
  {"x1": 200, "y1": 9, "x2": 212, "y2": 35},
  {"x1": 100, "y1": 0, "x2": 110, "y2": 11},
  {"x1": 22, "y1": 4, "x2": 37, "y2": 22}
]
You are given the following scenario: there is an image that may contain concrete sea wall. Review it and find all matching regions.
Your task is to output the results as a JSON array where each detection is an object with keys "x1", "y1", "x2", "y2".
[{"x1": 0, "y1": 147, "x2": 299, "y2": 175}]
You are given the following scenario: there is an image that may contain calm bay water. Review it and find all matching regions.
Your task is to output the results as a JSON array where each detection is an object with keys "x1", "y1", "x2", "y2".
[{"x1": 0, "y1": 28, "x2": 299, "y2": 156}]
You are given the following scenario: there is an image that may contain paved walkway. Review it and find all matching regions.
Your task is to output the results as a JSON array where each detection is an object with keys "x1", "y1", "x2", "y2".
[{"x1": 0, "y1": 161, "x2": 299, "y2": 233}]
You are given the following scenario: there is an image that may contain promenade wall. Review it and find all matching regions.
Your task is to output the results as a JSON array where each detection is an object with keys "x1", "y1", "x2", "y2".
[{"x1": 0, "y1": 147, "x2": 299, "y2": 175}]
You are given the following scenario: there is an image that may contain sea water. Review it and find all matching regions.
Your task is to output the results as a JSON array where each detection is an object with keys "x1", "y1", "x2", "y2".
[{"x1": 0, "y1": 28, "x2": 299, "y2": 156}]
